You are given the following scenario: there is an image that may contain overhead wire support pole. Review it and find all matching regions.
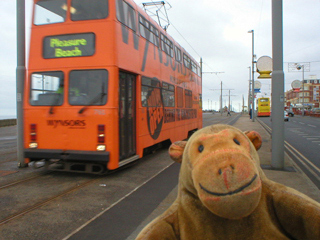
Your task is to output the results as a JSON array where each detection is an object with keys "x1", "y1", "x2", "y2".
[
  {"x1": 16, "y1": 0, "x2": 26, "y2": 167},
  {"x1": 248, "y1": 30, "x2": 255, "y2": 122},
  {"x1": 248, "y1": 66, "x2": 251, "y2": 115},
  {"x1": 202, "y1": 71, "x2": 224, "y2": 112},
  {"x1": 210, "y1": 82, "x2": 234, "y2": 116},
  {"x1": 223, "y1": 90, "x2": 236, "y2": 111},
  {"x1": 271, "y1": 0, "x2": 285, "y2": 170}
]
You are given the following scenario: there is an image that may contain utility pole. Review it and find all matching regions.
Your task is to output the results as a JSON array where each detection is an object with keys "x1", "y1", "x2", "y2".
[
  {"x1": 248, "y1": 66, "x2": 252, "y2": 114},
  {"x1": 223, "y1": 90, "x2": 236, "y2": 111},
  {"x1": 202, "y1": 71, "x2": 224, "y2": 113},
  {"x1": 242, "y1": 94, "x2": 245, "y2": 113},
  {"x1": 271, "y1": 0, "x2": 285, "y2": 170},
  {"x1": 248, "y1": 30, "x2": 255, "y2": 122},
  {"x1": 17, "y1": 0, "x2": 26, "y2": 168},
  {"x1": 210, "y1": 81, "x2": 234, "y2": 115}
]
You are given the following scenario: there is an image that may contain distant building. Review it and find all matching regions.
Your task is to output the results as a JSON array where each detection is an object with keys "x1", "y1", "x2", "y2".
[{"x1": 285, "y1": 79, "x2": 320, "y2": 110}]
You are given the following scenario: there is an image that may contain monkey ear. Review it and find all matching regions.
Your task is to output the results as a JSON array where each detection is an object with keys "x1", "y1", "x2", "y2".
[
  {"x1": 169, "y1": 141, "x2": 187, "y2": 163},
  {"x1": 244, "y1": 131, "x2": 262, "y2": 150}
]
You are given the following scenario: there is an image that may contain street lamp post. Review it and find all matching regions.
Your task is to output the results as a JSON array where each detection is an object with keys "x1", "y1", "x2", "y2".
[
  {"x1": 248, "y1": 66, "x2": 251, "y2": 115},
  {"x1": 248, "y1": 30, "x2": 255, "y2": 122},
  {"x1": 297, "y1": 64, "x2": 305, "y2": 115},
  {"x1": 271, "y1": 0, "x2": 285, "y2": 170},
  {"x1": 17, "y1": 0, "x2": 26, "y2": 167}
]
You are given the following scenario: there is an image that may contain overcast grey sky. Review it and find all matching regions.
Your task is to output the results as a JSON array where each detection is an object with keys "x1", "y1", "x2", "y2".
[{"x1": 1, "y1": 0, "x2": 320, "y2": 118}]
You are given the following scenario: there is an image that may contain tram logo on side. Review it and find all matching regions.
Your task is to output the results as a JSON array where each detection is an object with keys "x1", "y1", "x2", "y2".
[
  {"x1": 146, "y1": 88, "x2": 164, "y2": 140},
  {"x1": 47, "y1": 120, "x2": 86, "y2": 129}
]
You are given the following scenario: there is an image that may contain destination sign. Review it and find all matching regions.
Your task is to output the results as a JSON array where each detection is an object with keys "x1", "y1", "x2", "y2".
[{"x1": 43, "y1": 33, "x2": 95, "y2": 59}]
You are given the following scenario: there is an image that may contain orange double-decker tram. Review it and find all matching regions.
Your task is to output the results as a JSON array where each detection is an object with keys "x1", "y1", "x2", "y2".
[{"x1": 24, "y1": 0, "x2": 202, "y2": 174}]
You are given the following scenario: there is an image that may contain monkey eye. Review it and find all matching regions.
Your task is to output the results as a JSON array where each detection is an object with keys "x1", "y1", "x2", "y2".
[
  {"x1": 233, "y1": 138, "x2": 240, "y2": 145},
  {"x1": 198, "y1": 145, "x2": 204, "y2": 153}
]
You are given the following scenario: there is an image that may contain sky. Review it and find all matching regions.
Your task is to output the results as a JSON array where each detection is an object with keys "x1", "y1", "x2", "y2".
[{"x1": 1, "y1": 0, "x2": 320, "y2": 118}]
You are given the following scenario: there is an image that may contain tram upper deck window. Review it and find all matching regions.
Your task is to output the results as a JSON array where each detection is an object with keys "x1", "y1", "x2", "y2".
[
  {"x1": 116, "y1": 0, "x2": 137, "y2": 31},
  {"x1": 34, "y1": 0, "x2": 67, "y2": 25},
  {"x1": 174, "y1": 46, "x2": 182, "y2": 62},
  {"x1": 30, "y1": 71, "x2": 64, "y2": 106},
  {"x1": 71, "y1": 0, "x2": 108, "y2": 21},
  {"x1": 68, "y1": 69, "x2": 108, "y2": 106}
]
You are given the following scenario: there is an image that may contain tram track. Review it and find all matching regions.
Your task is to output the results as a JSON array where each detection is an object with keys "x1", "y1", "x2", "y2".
[
  {"x1": 0, "y1": 163, "x2": 132, "y2": 227},
  {"x1": 0, "y1": 174, "x2": 101, "y2": 227},
  {"x1": 0, "y1": 171, "x2": 51, "y2": 190}
]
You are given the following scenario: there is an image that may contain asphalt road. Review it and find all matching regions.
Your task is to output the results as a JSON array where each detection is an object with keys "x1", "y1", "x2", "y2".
[{"x1": 258, "y1": 115, "x2": 320, "y2": 188}]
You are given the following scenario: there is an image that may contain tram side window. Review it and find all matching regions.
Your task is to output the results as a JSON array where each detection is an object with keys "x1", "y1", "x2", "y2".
[
  {"x1": 191, "y1": 61, "x2": 197, "y2": 74},
  {"x1": 69, "y1": 69, "x2": 108, "y2": 106},
  {"x1": 34, "y1": 0, "x2": 67, "y2": 25},
  {"x1": 185, "y1": 90, "x2": 193, "y2": 108},
  {"x1": 141, "y1": 77, "x2": 161, "y2": 107},
  {"x1": 162, "y1": 83, "x2": 175, "y2": 107},
  {"x1": 30, "y1": 71, "x2": 64, "y2": 106},
  {"x1": 183, "y1": 54, "x2": 191, "y2": 69},
  {"x1": 139, "y1": 16, "x2": 159, "y2": 47},
  {"x1": 161, "y1": 34, "x2": 174, "y2": 57},
  {"x1": 174, "y1": 46, "x2": 182, "y2": 62},
  {"x1": 177, "y1": 87, "x2": 184, "y2": 108},
  {"x1": 116, "y1": 0, "x2": 137, "y2": 32},
  {"x1": 197, "y1": 66, "x2": 201, "y2": 76},
  {"x1": 71, "y1": 0, "x2": 108, "y2": 21}
]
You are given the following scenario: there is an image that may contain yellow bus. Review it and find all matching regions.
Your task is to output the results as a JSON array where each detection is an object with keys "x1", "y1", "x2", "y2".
[{"x1": 257, "y1": 98, "x2": 271, "y2": 117}]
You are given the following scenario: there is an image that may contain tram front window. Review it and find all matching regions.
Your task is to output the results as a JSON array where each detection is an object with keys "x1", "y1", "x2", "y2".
[
  {"x1": 71, "y1": 0, "x2": 109, "y2": 21},
  {"x1": 30, "y1": 71, "x2": 64, "y2": 106},
  {"x1": 34, "y1": 0, "x2": 67, "y2": 25},
  {"x1": 69, "y1": 69, "x2": 108, "y2": 106}
]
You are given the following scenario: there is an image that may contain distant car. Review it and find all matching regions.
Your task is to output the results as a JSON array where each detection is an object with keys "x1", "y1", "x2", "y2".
[
  {"x1": 313, "y1": 108, "x2": 320, "y2": 113},
  {"x1": 286, "y1": 110, "x2": 294, "y2": 117},
  {"x1": 284, "y1": 111, "x2": 289, "y2": 121}
]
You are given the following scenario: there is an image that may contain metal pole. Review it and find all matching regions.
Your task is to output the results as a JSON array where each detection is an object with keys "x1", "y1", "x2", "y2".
[
  {"x1": 302, "y1": 65, "x2": 305, "y2": 116},
  {"x1": 228, "y1": 90, "x2": 231, "y2": 111},
  {"x1": 271, "y1": 0, "x2": 285, "y2": 170},
  {"x1": 220, "y1": 81, "x2": 223, "y2": 115},
  {"x1": 200, "y1": 57, "x2": 203, "y2": 110},
  {"x1": 251, "y1": 30, "x2": 255, "y2": 122},
  {"x1": 248, "y1": 66, "x2": 251, "y2": 114},
  {"x1": 16, "y1": 0, "x2": 26, "y2": 168}
]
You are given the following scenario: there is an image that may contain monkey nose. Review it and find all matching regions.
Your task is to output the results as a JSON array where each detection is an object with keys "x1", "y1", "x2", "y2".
[{"x1": 218, "y1": 165, "x2": 235, "y2": 190}]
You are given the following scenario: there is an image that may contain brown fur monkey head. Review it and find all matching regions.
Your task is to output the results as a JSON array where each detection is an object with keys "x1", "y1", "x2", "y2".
[{"x1": 169, "y1": 124, "x2": 263, "y2": 220}]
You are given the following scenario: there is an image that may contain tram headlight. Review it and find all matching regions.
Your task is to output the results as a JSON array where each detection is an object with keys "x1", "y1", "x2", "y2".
[
  {"x1": 97, "y1": 145, "x2": 106, "y2": 151},
  {"x1": 29, "y1": 142, "x2": 38, "y2": 149}
]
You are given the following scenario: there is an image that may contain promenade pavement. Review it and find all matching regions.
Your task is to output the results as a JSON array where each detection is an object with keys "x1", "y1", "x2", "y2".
[{"x1": 127, "y1": 114, "x2": 320, "y2": 240}]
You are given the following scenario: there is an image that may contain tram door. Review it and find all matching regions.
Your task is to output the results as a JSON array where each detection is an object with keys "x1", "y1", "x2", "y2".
[{"x1": 119, "y1": 72, "x2": 136, "y2": 160}]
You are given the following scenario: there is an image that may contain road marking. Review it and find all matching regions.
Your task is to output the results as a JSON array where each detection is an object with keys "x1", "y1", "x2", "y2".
[
  {"x1": 299, "y1": 122, "x2": 305, "y2": 125},
  {"x1": 61, "y1": 162, "x2": 175, "y2": 240},
  {"x1": 298, "y1": 133, "x2": 308, "y2": 136},
  {"x1": 256, "y1": 119, "x2": 320, "y2": 182},
  {"x1": 307, "y1": 138, "x2": 319, "y2": 140},
  {"x1": 307, "y1": 124, "x2": 316, "y2": 128},
  {"x1": 285, "y1": 142, "x2": 320, "y2": 181},
  {"x1": 0, "y1": 136, "x2": 17, "y2": 141}
]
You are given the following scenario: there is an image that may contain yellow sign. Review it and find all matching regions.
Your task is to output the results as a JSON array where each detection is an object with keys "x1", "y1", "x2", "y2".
[{"x1": 43, "y1": 33, "x2": 95, "y2": 59}]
